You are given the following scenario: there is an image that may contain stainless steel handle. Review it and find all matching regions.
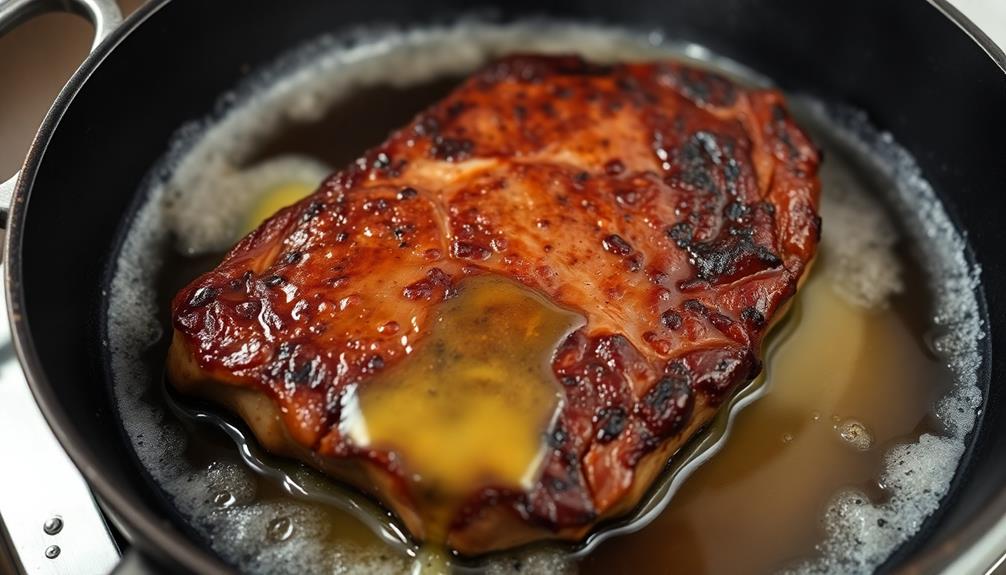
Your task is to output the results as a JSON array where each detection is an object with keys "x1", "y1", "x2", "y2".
[
  {"x1": 0, "y1": 263, "x2": 122, "y2": 574},
  {"x1": 0, "y1": 0, "x2": 123, "y2": 228}
]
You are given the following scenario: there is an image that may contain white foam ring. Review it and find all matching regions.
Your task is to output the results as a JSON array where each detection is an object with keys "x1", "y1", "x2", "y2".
[
  {"x1": 105, "y1": 21, "x2": 983, "y2": 574},
  {"x1": 782, "y1": 104, "x2": 985, "y2": 574},
  {"x1": 816, "y1": 153, "x2": 904, "y2": 310}
]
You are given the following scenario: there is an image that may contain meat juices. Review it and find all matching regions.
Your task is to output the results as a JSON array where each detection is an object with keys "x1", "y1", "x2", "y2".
[{"x1": 167, "y1": 55, "x2": 820, "y2": 554}]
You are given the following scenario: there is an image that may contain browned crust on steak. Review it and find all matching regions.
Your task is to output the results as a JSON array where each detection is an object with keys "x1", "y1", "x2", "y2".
[{"x1": 167, "y1": 54, "x2": 821, "y2": 554}]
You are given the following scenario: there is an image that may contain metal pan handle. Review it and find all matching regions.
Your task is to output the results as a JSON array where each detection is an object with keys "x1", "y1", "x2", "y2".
[
  {"x1": 0, "y1": 5, "x2": 164, "y2": 575},
  {"x1": 0, "y1": 0, "x2": 123, "y2": 227}
]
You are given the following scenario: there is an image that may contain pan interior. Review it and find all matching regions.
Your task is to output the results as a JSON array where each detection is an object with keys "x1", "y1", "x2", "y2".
[{"x1": 102, "y1": 21, "x2": 983, "y2": 574}]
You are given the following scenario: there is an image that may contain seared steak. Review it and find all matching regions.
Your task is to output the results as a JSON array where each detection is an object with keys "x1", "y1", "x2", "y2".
[{"x1": 168, "y1": 55, "x2": 820, "y2": 554}]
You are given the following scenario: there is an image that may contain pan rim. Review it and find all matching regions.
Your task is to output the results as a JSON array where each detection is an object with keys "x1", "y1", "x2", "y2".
[
  {"x1": 4, "y1": 1, "x2": 1004, "y2": 573},
  {"x1": 928, "y1": 0, "x2": 1006, "y2": 74}
]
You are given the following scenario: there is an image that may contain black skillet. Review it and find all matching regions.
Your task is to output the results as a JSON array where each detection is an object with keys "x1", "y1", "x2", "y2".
[{"x1": 1, "y1": 0, "x2": 1004, "y2": 573}]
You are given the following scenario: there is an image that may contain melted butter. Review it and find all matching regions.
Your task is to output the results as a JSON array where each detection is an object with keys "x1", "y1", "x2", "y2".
[
  {"x1": 341, "y1": 275, "x2": 585, "y2": 540},
  {"x1": 244, "y1": 181, "x2": 315, "y2": 233}
]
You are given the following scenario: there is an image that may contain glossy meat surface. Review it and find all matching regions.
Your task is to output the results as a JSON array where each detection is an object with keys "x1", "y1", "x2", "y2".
[{"x1": 168, "y1": 55, "x2": 820, "y2": 553}]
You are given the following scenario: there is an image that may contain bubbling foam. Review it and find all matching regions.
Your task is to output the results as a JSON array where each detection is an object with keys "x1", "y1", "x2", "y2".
[
  {"x1": 778, "y1": 102, "x2": 985, "y2": 574},
  {"x1": 817, "y1": 155, "x2": 904, "y2": 309},
  {"x1": 105, "y1": 21, "x2": 983, "y2": 574}
]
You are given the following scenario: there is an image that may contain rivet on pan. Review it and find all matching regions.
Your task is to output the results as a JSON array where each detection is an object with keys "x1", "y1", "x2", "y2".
[
  {"x1": 44, "y1": 545, "x2": 60, "y2": 559},
  {"x1": 43, "y1": 517, "x2": 63, "y2": 535}
]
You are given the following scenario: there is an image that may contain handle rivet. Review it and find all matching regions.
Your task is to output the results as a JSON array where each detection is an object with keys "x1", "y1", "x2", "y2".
[
  {"x1": 43, "y1": 517, "x2": 63, "y2": 535},
  {"x1": 44, "y1": 545, "x2": 60, "y2": 559}
]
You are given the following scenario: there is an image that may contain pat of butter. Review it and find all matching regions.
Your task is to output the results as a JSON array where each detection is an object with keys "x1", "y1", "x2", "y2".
[
  {"x1": 342, "y1": 275, "x2": 584, "y2": 537},
  {"x1": 244, "y1": 182, "x2": 316, "y2": 233}
]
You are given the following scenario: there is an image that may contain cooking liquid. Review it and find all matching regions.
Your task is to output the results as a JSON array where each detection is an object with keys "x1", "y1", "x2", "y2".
[{"x1": 143, "y1": 73, "x2": 954, "y2": 573}]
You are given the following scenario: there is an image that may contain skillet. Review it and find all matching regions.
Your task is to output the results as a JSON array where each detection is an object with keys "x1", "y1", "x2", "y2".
[{"x1": 1, "y1": 0, "x2": 1005, "y2": 572}]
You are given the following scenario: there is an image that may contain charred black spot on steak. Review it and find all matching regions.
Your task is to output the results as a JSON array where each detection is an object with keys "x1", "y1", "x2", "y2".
[
  {"x1": 267, "y1": 342, "x2": 327, "y2": 390},
  {"x1": 638, "y1": 375, "x2": 693, "y2": 437},
  {"x1": 724, "y1": 201, "x2": 747, "y2": 221},
  {"x1": 301, "y1": 200, "x2": 324, "y2": 222},
  {"x1": 660, "y1": 65, "x2": 738, "y2": 107},
  {"x1": 741, "y1": 307, "x2": 766, "y2": 328},
  {"x1": 371, "y1": 152, "x2": 391, "y2": 170},
  {"x1": 234, "y1": 301, "x2": 260, "y2": 319},
  {"x1": 187, "y1": 286, "x2": 220, "y2": 308},
  {"x1": 666, "y1": 222, "x2": 694, "y2": 247},
  {"x1": 263, "y1": 275, "x2": 286, "y2": 287},
  {"x1": 667, "y1": 131, "x2": 742, "y2": 198},
  {"x1": 595, "y1": 406, "x2": 628, "y2": 443},
  {"x1": 430, "y1": 136, "x2": 474, "y2": 162},
  {"x1": 366, "y1": 354, "x2": 385, "y2": 372},
  {"x1": 602, "y1": 234, "x2": 633, "y2": 256},
  {"x1": 547, "y1": 427, "x2": 568, "y2": 449},
  {"x1": 413, "y1": 114, "x2": 439, "y2": 137},
  {"x1": 688, "y1": 236, "x2": 775, "y2": 282},
  {"x1": 661, "y1": 309, "x2": 683, "y2": 330},
  {"x1": 682, "y1": 299, "x2": 707, "y2": 314},
  {"x1": 279, "y1": 251, "x2": 303, "y2": 265},
  {"x1": 684, "y1": 202, "x2": 783, "y2": 284}
]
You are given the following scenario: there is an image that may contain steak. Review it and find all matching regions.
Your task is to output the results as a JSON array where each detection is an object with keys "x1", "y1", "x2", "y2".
[{"x1": 168, "y1": 54, "x2": 820, "y2": 554}]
